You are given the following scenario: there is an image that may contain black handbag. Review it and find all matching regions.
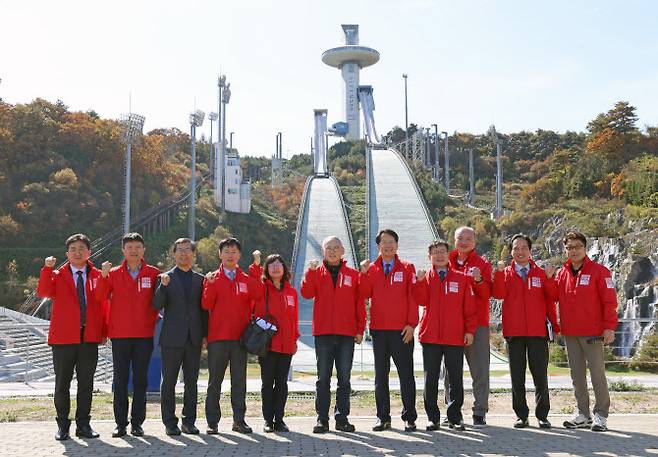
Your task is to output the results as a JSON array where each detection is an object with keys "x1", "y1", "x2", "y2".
[{"x1": 240, "y1": 288, "x2": 277, "y2": 356}]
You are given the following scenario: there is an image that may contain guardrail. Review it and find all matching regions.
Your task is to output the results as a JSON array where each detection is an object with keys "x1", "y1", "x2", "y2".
[{"x1": 290, "y1": 176, "x2": 314, "y2": 276}]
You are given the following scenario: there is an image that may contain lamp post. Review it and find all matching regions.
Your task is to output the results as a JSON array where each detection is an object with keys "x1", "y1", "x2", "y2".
[
  {"x1": 403, "y1": 74, "x2": 409, "y2": 156},
  {"x1": 189, "y1": 110, "x2": 205, "y2": 241},
  {"x1": 431, "y1": 124, "x2": 439, "y2": 181},
  {"x1": 119, "y1": 112, "x2": 145, "y2": 234},
  {"x1": 489, "y1": 125, "x2": 503, "y2": 219},
  {"x1": 442, "y1": 131, "x2": 449, "y2": 193},
  {"x1": 230, "y1": 131, "x2": 234, "y2": 150},
  {"x1": 208, "y1": 112, "x2": 218, "y2": 182}
]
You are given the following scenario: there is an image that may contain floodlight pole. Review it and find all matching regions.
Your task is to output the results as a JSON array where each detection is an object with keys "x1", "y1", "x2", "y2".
[
  {"x1": 442, "y1": 131, "x2": 449, "y2": 193},
  {"x1": 123, "y1": 143, "x2": 132, "y2": 233},
  {"x1": 431, "y1": 124, "x2": 439, "y2": 181},
  {"x1": 403, "y1": 74, "x2": 409, "y2": 157}
]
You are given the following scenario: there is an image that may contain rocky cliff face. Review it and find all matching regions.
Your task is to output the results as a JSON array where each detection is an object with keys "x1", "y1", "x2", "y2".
[{"x1": 542, "y1": 218, "x2": 658, "y2": 358}]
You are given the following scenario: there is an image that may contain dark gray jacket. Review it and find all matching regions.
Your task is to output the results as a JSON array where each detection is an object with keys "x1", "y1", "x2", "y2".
[{"x1": 152, "y1": 267, "x2": 208, "y2": 348}]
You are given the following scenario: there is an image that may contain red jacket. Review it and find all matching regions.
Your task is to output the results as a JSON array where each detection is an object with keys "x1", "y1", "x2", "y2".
[
  {"x1": 300, "y1": 261, "x2": 366, "y2": 337},
  {"x1": 556, "y1": 256, "x2": 618, "y2": 336},
  {"x1": 248, "y1": 263, "x2": 263, "y2": 280},
  {"x1": 94, "y1": 259, "x2": 160, "y2": 339},
  {"x1": 492, "y1": 260, "x2": 560, "y2": 337},
  {"x1": 359, "y1": 255, "x2": 418, "y2": 330},
  {"x1": 37, "y1": 261, "x2": 106, "y2": 345},
  {"x1": 413, "y1": 268, "x2": 477, "y2": 346},
  {"x1": 449, "y1": 249, "x2": 492, "y2": 327},
  {"x1": 202, "y1": 266, "x2": 259, "y2": 342},
  {"x1": 253, "y1": 280, "x2": 299, "y2": 355}
]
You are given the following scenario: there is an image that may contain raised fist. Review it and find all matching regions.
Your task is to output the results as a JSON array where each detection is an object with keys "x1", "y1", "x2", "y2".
[
  {"x1": 160, "y1": 273, "x2": 171, "y2": 286},
  {"x1": 545, "y1": 264, "x2": 556, "y2": 279},
  {"x1": 308, "y1": 260, "x2": 320, "y2": 271},
  {"x1": 360, "y1": 259, "x2": 371, "y2": 273},
  {"x1": 470, "y1": 266, "x2": 482, "y2": 282},
  {"x1": 101, "y1": 261, "x2": 112, "y2": 278},
  {"x1": 497, "y1": 260, "x2": 505, "y2": 272},
  {"x1": 206, "y1": 271, "x2": 216, "y2": 283},
  {"x1": 44, "y1": 256, "x2": 56, "y2": 268},
  {"x1": 416, "y1": 269, "x2": 426, "y2": 281}
]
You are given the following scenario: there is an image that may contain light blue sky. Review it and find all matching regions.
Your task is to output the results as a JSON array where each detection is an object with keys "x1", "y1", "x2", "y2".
[{"x1": 1, "y1": 0, "x2": 656, "y2": 158}]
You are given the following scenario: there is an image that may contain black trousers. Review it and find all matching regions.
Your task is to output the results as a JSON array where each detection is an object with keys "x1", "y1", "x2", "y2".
[
  {"x1": 371, "y1": 329, "x2": 417, "y2": 422},
  {"x1": 423, "y1": 343, "x2": 464, "y2": 424},
  {"x1": 258, "y1": 351, "x2": 292, "y2": 423},
  {"x1": 315, "y1": 334, "x2": 355, "y2": 423},
  {"x1": 205, "y1": 340, "x2": 247, "y2": 426},
  {"x1": 111, "y1": 337, "x2": 154, "y2": 427},
  {"x1": 160, "y1": 341, "x2": 201, "y2": 427},
  {"x1": 52, "y1": 342, "x2": 98, "y2": 428},
  {"x1": 507, "y1": 336, "x2": 550, "y2": 421}
]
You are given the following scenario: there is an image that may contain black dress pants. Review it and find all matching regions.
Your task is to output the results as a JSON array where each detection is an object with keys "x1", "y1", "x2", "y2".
[
  {"x1": 507, "y1": 336, "x2": 550, "y2": 421},
  {"x1": 258, "y1": 351, "x2": 292, "y2": 423},
  {"x1": 111, "y1": 337, "x2": 154, "y2": 427},
  {"x1": 52, "y1": 342, "x2": 98, "y2": 428},
  {"x1": 422, "y1": 343, "x2": 464, "y2": 424},
  {"x1": 371, "y1": 329, "x2": 417, "y2": 422},
  {"x1": 160, "y1": 341, "x2": 201, "y2": 427}
]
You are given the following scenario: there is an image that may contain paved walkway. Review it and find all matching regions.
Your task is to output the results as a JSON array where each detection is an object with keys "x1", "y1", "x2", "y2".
[
  {"x1": 0, "y1": 415, "x2": 656, "y2": 456},
  {"x1": 2, "y1": 374, "x2": 658, "y2": 398}
]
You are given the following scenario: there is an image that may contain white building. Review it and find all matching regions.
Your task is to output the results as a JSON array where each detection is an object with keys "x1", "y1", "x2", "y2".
[{"x1": 224, "y1": 152, "x2": 251, "y2": 214}]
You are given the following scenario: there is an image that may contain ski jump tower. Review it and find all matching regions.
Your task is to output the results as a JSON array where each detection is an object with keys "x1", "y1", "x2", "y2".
[{"x1": 322, "y1": 24, "x2": 380, "y2": 140}]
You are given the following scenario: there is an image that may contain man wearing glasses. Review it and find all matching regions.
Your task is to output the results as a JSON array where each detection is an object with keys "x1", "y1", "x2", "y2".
[{"x1": 556, "y1": 231, "x2": 618, "y2": 432}]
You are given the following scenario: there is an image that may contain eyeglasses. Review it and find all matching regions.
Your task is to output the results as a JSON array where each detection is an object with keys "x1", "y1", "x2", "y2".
[
  {"x1": 565, "y1": 244, "x2": 585, "y2": 251},
  {"x1": 324, "y1": 246, "x2": 342, "y2": 252},
  {"x1": 268, "y1": 261, "x2": 283, "y2": 268}
]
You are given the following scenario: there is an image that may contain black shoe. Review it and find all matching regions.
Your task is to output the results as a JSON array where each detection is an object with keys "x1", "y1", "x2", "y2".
[
  {"x1": 538, "y1": 419, "x2": 552, "y2": 429},
  {"x1": 449, "y1": 421, "x2": 466, "y2": 431},
  {"x1": 112, "y1": 426, "x2": 127, "y2": 438},
  {"x1": 75, "y1": 424, "x2": 99, "y2": 439},
  {"x1": 313, "y1": 419, "x2": 329, "y2": 433},
  {"x1": 335, "y1": 421, "x2": 356, "y2": 432},
  {"x1": 264, "y1": 421, "x2": 275, "y2": 433},
  {"x1": 273, "y1": 421, "x2": 289, "y2": 432},
  {"x1": 130, "y1": 424, "x2": 144, "y2": 437},
  {"x1": 426, "y1": 421, "x2": 440, "y2": 431},
  {"x1": 206, "y1": 424, "x2": 219, "y2": 435},
  {"x1": 181, "y1": 424, "x2": 199, "y2": 434},
  {"x1": 372, "y1": 419, "x2": 391, "y2": 432},
  {"x1": 473, "y1": 415, "x2": 487, "y2": 427},
  {"x1": 514, "y1": 418, "x2": 529, "y2": 428},
  {"x1": 404, "y1": 421, "x2": 417, "y2": 432},
  {"x1": 232, "y1": 421, "x2": 252, "y2": 434},
  {"x1": 165, "y1": 424, "x2": 182, "y2": 436},
  {"x1": 55, "y1": 426, "x2": 70, "y2": 441}
]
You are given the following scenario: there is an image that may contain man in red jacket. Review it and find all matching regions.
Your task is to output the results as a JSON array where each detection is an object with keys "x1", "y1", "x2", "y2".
[
  {"x1": 492, "y1": 234, "x2": 559, "y2": 429},
  {"x1": 202, "y1": 237, "x2": 257, "y2": 434},
  {"x1": 414, "y1": 240, "x2": 476, "y2": 431},
  {"x1": 557, "y1": 231, "x2": 618, "y2": 432},
  {"x1": 447, "y1": 226, "x2": 492, "y2": 427},
  {"x1": 300, "y1": 236, "x2": 365, "y2": 434},
  {"x1": 37, "y1": 233, "x2": 104, "y2": 441},
  {"x1": 359, "y1": 229, "x2": 418, "y2": 432},
  {"x1": 95, "y1": 232, "x2": 160, "y2": 438}
]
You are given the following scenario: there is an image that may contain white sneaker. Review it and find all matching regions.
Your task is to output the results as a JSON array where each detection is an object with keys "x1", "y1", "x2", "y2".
[
  {"x1": 563, "y1": 413, "x2": 592, "y2": 429},
  {"x1": 591, "y1": 414, "x2": 607, "y2": 432}
]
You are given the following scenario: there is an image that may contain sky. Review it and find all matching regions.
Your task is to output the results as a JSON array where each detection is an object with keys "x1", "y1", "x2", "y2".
[{"x1": 1, "y1": 0, "x2": 657, "y2": 158}]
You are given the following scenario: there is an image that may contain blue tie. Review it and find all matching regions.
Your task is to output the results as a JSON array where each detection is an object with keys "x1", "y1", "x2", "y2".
[
  {"x1": 76, "y1": 271, "x2": 86, "y2": 328},
  {"x1": 227, "y1": 270, "x2": 236, "y2": 282},
  {"x1": 520, "y1": 267, "x2": 528, "y2": 281},
  {"x1": 439, "y1": 270, "x2": 447, "y2": 281},
  {"x1": 384, "y1": 263, "x2": 391, "y2": 276}
]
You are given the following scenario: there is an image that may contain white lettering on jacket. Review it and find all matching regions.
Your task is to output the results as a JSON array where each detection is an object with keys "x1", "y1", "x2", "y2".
[
  {"x1": 140, "y1": 277, "x2": 151, "y2": 289},
  {"x1": 579, "y1": 274, "x2": 590, "y2": 286},
  {"x1": 343, "y1": 275, "x2": 352, "y2": 287},
  {"x1": 393, "y1": 271, "x2": 404, "y2": 283},
  {"x1": 605, "y1": 277, "x2": 615, "y2": 289},
  {"x1": 531, "y1": 277, "x2": 541, "y2": 288},
  {"x1": 449, "y1": 281, "x2": 459, "y2": 293},
  {"x1": 286, "y1": 295, "x2": 295, "y2": 307},
  {"x1": 238, "y1": 282, "x2": 248, "y2": 293}
]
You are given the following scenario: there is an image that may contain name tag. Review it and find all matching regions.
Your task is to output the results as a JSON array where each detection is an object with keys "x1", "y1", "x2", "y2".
[
  {"x1": 531, "y1": 277, "x2": 541, "y2": 288},
  {"x1": 449, "y1": 281, "x2": 459, "y2": 293},
  {"x1": 140, "y1": 277, "x2": 152, "y2": 289},
  {"x1": 579, "y1": 274, "x2": 590, "y2": 286},
  {"x1": 605, "y1": 277, "x2": 615, "y2": 289},
  {"x1": 343, "y1": 275, "x2": 353, "y2": 287},
  {"x1": 393, "y1": 271, "x2": 404, "y2": 283},
  {"x1": 238, "y1": 282, "x2": 248, "y2": 293},
  {"x1": 286, "y1": 295, "x2": 295, "y2": 307}
]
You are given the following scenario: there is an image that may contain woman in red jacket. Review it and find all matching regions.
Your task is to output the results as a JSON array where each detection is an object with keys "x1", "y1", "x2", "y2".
[
  {"x1": 492, "y1": 234, "x2": 559, "y2": 429},
  {"x1": 253, "y1": 254, "x2": 299, "y2": 433}
]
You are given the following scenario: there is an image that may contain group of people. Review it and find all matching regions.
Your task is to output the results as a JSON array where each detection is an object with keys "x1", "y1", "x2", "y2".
[{"x1": 37, "y1": 225, "x2": 618, "y2": 441}]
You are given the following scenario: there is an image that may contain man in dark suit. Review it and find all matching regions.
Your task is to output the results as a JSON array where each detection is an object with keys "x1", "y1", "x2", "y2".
[{"x1": 152, "y1": 238, "x2": 208, "y2": 435}]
